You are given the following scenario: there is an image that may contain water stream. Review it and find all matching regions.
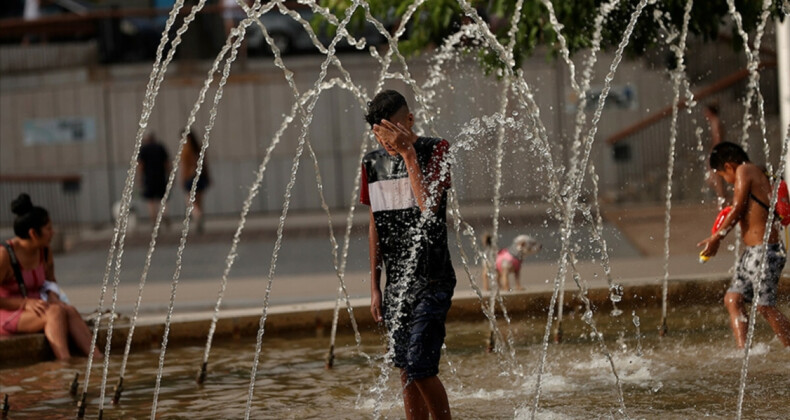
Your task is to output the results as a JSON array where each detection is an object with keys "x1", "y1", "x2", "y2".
[{"x1": 43, "y1": 0, "x2": 788, "y2": 418}]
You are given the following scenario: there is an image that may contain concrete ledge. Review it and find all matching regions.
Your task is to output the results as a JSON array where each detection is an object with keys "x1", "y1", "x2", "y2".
[{"x1": 2, "y1": 275, "x2": 789, "y2": 368}]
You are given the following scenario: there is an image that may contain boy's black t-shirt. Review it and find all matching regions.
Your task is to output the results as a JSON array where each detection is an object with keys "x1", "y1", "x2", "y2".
[{"x1": 360, "y1": 137, "x2": 456, "y2": 307}]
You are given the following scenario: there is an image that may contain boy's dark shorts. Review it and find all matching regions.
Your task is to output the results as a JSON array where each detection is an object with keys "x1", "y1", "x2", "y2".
[{"x1": 386, "y1": 289, "x2": 453, "y2": 382}]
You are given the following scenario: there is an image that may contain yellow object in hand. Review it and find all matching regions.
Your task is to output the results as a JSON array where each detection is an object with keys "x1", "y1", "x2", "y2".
[{"x1": 699, "y1": 252, "x2": 709, "y2": 264}]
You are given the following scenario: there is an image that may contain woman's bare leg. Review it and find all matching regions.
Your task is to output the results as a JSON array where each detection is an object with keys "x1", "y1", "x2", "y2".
[
  {"x1": 18, "y1": 305, "x2": 71, "y2": 360},
  {"x1": 64, "y1": 304, "x2": 101, "y2": 358}
]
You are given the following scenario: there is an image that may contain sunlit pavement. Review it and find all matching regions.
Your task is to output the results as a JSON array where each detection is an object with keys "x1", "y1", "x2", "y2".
[{"x1": 51, "y1": 202, "x2": 772, "y2": 316}]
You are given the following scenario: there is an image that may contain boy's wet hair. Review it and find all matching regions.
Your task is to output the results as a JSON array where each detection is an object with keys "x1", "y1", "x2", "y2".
[
  {"x1": 365, "y1": 90, "x2": 407, "y2": 128},
  {"x1": 710, "y1": 141, "x2": 750, "y2": 171}
]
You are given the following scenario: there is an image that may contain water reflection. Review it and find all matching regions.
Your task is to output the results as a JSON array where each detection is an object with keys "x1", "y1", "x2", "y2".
[{"x1": 2, "y1": 303, "x2": 789, "y2": 418}]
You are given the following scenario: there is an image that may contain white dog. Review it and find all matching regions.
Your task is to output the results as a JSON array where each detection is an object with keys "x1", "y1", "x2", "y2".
[{"x1": 482, "y1": 234, "x2": 541, "y2": 291}]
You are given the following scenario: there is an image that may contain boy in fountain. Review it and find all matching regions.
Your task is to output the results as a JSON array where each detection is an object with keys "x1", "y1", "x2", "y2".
[
  {"x1": 697, "y1": 142, "x2": 790, "y2": 348},
  {"x1": 361, "y1": 90, "x2": 455, "y2": 420}
]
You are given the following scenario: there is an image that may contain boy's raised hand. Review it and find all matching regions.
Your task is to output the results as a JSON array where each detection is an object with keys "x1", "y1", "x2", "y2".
[
  {"x1": 373, "y1": 120, "x2": 416, "y2": 156},
  {"x1": 697, "y1": 234, "x2": 721, "y2": 258}
]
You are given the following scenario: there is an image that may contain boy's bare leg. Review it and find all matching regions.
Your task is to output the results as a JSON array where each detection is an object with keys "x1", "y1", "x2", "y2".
[
  {"x1": 401, "y1": 370, "x2": 429, "y2": 420},
  {"x1": 756, "y1": 306, "x2": 790, "y2": 347},
  {"x1": 414, "y1": 375, "x2": 451, "y2": 420},
  {"x1": 725, "y1": 292, "x2": 748, "y2": 348}
]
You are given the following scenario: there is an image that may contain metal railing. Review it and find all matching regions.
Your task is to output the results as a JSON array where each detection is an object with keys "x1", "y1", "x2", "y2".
[{"x1": 605, "y1": 62, "x2": 780, "y2": 204}]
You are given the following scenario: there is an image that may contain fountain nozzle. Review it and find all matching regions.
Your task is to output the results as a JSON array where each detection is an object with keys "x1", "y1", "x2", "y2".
[
  {"x1": 69, "y1": 372, "x2": 79, "y2": 396},
  {"x1": 196, "y1": 362, "x2": 208, "y2": 384},
  {"x1": 325, "y1": 345, "x2": 335, "y2": 369},
  {"x1": 112, "y1": 377, "x2": 124, "y2": 405},
  {"x1": 485, "y1": 329, "x2": 495, "y2": 353},
  {"x1": 76, "y1": 391, "x2": 87, "y2": 418},
  {"x1": 2, "y1": 394, "x2": 9, "y2": 418},
  {"x1": 553, "y1": 326, "x2": 564, "y2": 343}
]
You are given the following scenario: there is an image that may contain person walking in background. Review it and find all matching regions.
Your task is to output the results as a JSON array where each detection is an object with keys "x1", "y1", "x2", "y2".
[
  {"x1": 138, "y1": 132, "x2": 171, "y2": 229},
  {"x1": 704, "y1": 102, "x2": 729, "y2": 208},
  {"x1": 697, "y1": 142, "x2": 790, "y2": 348},
  {"x1": 0, "y1": 194, "x2": 101, "y2": 360},
  {"x1": 180, "y1": 130, "x2": 210, "y2": 233}
]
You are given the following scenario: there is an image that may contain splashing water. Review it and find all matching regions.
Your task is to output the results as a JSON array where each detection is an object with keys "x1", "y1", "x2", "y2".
[
  {"x1": 659, "y1": 0, "x2": 694, "y2": 337},
  {"x1": 736, "y1": 124, "x2": 790, "y2": 420},
  {"x1": 632, "y1": 311, "x2": 643, "y2": 357},
  {"x1": 63, "y1": 0, "x2": 789, "y2": 418}
]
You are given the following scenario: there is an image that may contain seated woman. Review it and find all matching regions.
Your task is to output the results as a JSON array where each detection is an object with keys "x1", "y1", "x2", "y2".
[{"x1": 0, "y1": 193, "x2": 100, "y2": 360}]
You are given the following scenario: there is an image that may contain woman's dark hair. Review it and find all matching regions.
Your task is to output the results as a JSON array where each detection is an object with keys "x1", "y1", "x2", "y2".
[
  {"x1": 710, "y1": 141, "x2": 750, "y2": 171},
  {"x1": 11, "y1": 193, "x2": 49, "y2": 239},
  {"x1": 364, "y1": 90, "x2": 408, "y2": 128}
]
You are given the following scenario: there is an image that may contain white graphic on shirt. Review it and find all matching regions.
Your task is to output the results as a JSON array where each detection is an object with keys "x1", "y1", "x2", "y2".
[{"x1": 369, "y1": 177, "x2": 417, "y2": 212}]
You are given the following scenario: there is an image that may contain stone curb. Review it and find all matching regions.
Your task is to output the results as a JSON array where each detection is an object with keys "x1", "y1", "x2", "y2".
[{"x1": 9, "y1": 274, "x2": 785, "y2": 368}]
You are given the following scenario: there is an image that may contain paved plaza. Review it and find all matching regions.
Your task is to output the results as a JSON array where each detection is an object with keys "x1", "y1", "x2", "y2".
[{"x1": 51, "y1": 202, "x2": 759, "y2": 317}]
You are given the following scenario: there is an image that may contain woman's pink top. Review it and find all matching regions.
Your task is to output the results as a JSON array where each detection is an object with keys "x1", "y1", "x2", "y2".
[
  {"x1": 0, "y1": 241, "x2": 46, "y2": 335},
  {"x1": 495, "y1": 248, "x2": 522, "y2": 276}
]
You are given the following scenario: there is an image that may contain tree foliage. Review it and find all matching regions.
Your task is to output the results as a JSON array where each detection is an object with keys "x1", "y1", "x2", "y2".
[{"x1": 317, "y1": 0, "x2": 786, "y2": 72}]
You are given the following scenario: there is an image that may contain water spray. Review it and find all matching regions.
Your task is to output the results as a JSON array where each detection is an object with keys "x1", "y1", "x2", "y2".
[
  {"x1": 112, "y1": 377, "x2": 124, "y2": 404},
  {"x1": 554, "y1": 268, "x2": 567, "y2": 344},
  {"x1": 632, "y1": 311, "x2": 643, "y2": 357},
  {"x1": 659, "y1": 0, "x2": 694, "y2": 339},
  {"x1": 76, "y1": 391, "x2": 87, "y2": 418},
  {"x1": 27, "y1": 0, "x2": 778, "y2": 417},
  {"x1": 244, "y1": 4, "x2": 367, "y2": 415},
  {"x1": 326, "y1": 288, "x2": 342, "y2": 369},
  {"x1": 85, "y1": 0, "x2": 207, "y2": 413},
  {"x1": 325, "y1": 292, "x2": 342, "y2": 370}
]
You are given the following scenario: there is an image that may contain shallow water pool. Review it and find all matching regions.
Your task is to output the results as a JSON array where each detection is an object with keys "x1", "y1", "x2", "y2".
[{"x1": 1, "y1": 303, "x2": 789, "y2": 419}]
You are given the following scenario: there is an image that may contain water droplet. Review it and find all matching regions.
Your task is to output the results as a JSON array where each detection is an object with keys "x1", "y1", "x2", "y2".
[{"x1": 583, "y1": 310, "x2": 593, "y2": 322}]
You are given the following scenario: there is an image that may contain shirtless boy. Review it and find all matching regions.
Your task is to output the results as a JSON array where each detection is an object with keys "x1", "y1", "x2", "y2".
[{"x1": 697, "y1": 141, "x2": 790, "y2": 348}]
